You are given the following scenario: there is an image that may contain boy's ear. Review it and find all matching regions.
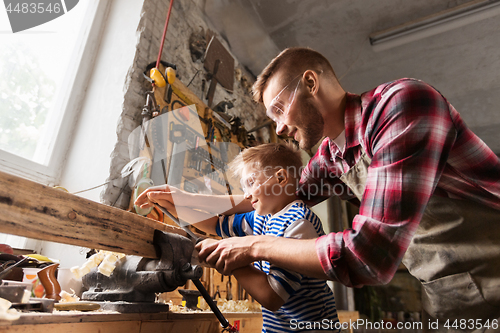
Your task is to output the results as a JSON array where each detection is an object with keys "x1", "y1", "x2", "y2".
[{"x1": 276, "y1": 169, "x2": 288, "y2": 185}]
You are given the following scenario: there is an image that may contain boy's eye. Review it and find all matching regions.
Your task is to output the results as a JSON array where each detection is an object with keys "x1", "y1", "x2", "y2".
[{"x1": 244, "y1": 176, "x2": 254, "y2": 187}]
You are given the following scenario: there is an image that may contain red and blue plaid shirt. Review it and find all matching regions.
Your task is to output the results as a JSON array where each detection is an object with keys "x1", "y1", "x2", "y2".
[{"x1": 298, "y1": 78, "x2": 500, "y2": 287}]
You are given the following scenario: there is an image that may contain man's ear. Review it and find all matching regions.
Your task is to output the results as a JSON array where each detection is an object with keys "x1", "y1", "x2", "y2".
[
  {"x1": 276, "y1": 169, "x2": 288, "y2": 185},
  {"x1": 303, "y1": 70, "x2": 320, "y2": 96}
]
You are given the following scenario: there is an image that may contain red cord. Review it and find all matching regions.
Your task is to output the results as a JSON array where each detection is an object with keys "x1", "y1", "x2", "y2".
[{"x1": 156, "y1": 0, "x2": 174, "y2": 70}]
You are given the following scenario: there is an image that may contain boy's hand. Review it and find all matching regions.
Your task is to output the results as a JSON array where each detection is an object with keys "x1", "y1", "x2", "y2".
[
  {"x1": 195, "y1": 237, "x2": 258, "y2": 275},
  {"x1": 134, "y1": 185, "x2": 191, "y2": 211}
]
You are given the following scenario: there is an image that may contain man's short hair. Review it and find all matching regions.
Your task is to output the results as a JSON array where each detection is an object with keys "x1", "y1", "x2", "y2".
[
  {"x1": 229, "y1": 141, "x2": 303, "y2": 182},
  {"x1": 252, "y1": 47, "x2": 337, "y2": 104}
]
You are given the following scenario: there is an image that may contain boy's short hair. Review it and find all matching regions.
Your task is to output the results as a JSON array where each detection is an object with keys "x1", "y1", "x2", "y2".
[{"x1": 229, "y1": 141, "x2": 303, "y2": 183}]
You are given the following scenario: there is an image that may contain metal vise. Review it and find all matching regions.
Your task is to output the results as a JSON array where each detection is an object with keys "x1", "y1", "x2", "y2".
[{"x1": 81, "y1": 230, "x2": 202, "y2": 313}]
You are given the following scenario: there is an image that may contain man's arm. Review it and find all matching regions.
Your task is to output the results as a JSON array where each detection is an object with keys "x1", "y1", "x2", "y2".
[
  {"x1": 196, "y1": 236, "x2": 328, "y2": 279},
  {"x1": 315, "y1": 80, "x2": 458, "y2": 287}
]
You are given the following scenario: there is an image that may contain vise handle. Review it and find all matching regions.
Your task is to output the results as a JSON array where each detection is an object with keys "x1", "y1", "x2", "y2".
[{"x1": 192, "y1": 279, "x2": 238, "y2": 332}]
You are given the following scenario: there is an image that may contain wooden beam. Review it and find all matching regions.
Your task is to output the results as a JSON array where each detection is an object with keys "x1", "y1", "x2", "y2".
[{"x1": 0, "y1": 170, "x2": 189, "y2": 259}]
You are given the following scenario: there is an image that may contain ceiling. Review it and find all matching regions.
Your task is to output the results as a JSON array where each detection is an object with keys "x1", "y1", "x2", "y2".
[{"x1": 204, "y1": 0, "x2": 500, "y2": 153}]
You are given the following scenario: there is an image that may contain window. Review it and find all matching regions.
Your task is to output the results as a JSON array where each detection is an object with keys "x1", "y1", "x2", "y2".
[
  {"x1": 0, "y1": 0, "x2": 106, "y2": 185},
  {"x1": 0, "y1": 0, "x2": 108, "y2": 249}
]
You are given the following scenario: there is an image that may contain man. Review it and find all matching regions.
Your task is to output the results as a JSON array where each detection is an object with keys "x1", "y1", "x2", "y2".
[{"x1": 137, "y1": 47, "x2": 500, "y2": 331}]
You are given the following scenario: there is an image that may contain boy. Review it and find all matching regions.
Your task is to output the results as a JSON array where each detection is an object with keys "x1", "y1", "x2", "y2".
[{"x1": 192, "y1": 142, "x2": 340, "y2": 333}]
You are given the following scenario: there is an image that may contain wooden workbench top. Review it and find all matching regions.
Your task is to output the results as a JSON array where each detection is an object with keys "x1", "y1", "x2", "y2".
[
  {"x1": 0, "y1": 310, "x2": 261, "y2": 326},
  {"x1": 0, "y1": 310, "x2": 264, "y2": 333}
]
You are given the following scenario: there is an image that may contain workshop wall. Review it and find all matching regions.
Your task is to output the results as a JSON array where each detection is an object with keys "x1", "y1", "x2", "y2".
[
  {"x1": 100, "y1": 0, "x2": 267, "y2": 209},
  {"x1": 40, "y1": 0, "x2": 267, "y2": 268}
]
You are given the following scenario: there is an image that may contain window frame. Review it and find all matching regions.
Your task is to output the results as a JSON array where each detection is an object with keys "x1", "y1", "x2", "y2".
[{"x1": 0, "y1": 0, "x2": 110, "y2": 186}]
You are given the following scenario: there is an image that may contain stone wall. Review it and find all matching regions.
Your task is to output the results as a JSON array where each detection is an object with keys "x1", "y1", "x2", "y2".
[{"x1": 100, "y1": 0, "x2": 268, "y2": 208}]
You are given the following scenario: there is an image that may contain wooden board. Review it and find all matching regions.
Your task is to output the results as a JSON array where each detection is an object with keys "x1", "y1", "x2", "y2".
[
  {"x1": 204, "y1": 32, "x2": 234, "y2": 91},
  {"x1": 0, "y1": 311, "x2": 263, "y2": 333},
  {"x1": 0, "y1": 170, "x2": 192, "y2": 259},
  {"x1": 0, "y1": 321, "x2": 142, "y2": 333}
]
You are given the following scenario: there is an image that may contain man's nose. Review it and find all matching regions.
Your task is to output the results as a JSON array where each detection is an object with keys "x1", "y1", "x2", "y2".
[{"x1": 275, "y1": 122, "x2": 287, "y2": 136}]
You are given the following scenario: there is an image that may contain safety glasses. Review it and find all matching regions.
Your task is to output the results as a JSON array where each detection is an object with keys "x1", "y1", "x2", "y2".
[
  {"x1": 240, "y1": 171, "x2": 274, "y2": 196},
  {"x1": 265, "y1": 73, "x2": 303, "y2": 123}
]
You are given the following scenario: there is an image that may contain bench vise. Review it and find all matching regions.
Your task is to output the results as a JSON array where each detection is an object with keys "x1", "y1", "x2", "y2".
[{"x1": 81, "y1": 230, "x2": 202, "y2": 313}]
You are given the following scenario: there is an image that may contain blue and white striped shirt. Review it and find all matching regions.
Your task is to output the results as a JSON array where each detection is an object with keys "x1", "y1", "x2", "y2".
[{"x1": 217, "y1": 200, "x2": 340, "y2": 332}]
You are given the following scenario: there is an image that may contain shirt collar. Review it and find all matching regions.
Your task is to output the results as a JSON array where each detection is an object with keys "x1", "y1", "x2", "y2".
[
  {"x1": 268, "y1": 200, "x2": 303, "y2": 220},
  {"x1": 332, "y1": 129, "x2": 346, "y2": 154},
  {"x1": 329, "y1": 92, "x2": 362, "y2": 158},
  {"x1": 344, "y1": 92, "x2": 363, "y2": 150}
]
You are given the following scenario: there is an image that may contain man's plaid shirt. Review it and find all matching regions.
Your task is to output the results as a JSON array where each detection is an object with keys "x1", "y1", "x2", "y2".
[{"x1": 298, "y1": 78, "x2": 500, "y2": 287}]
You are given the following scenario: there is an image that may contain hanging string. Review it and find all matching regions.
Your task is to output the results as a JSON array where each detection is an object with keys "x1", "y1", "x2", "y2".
[{"x1": 156, "y1": 0, "x2": 175, "y2": 70}]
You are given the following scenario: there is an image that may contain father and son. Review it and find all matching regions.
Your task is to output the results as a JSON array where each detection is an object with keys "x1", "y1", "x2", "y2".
[{"x1": 135, "y1": 47, "x2": 500, "y2": 332}]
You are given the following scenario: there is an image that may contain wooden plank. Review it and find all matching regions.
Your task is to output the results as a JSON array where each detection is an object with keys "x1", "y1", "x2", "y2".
[
  {"x1": 0, "y1": 170, "x2": 190, "y2": 259},
  {"x1": 204, "y1": 32, "x2": 234, "y2": 91},
  {"x1": 337, "y1": 310, "x2": 359, "y2": 323},
  {"x1": 0, "y1": 312, "x2": 168, "y2": 326},
  {"x1": 140, "y1": 320, "x2": 218, "y2": 333},
  {"x1": 0, "y1": 311, "x2": 263, "y2": 333},
  {"x1": 170, "y1": 75, "x2": 208, "y2": 116},
  {"x1": 0, "y1": 321, "x2": 141, "y2": 333},
  {"x1": 0, "y1": 311, "x2": 263, "y2": 326}
]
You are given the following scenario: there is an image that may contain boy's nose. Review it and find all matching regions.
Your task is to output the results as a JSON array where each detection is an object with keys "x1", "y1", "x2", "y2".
[{"x1": 244, "y1": 192, "x2": 252, "y2": 200}]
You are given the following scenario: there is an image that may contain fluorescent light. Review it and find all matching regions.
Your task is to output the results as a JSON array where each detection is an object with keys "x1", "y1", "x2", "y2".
[{"x1": 370, "y1": 0, "x2": 500, "y2": 52}]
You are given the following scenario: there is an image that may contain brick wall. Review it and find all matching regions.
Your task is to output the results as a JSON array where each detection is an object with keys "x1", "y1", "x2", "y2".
[{"x1": 101, "y1": 0, "x2": 268, "y2": 209}]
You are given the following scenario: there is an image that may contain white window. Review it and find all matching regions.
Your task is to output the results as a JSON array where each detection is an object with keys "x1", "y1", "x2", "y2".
[
  {"x1": 0, "y1": 0, "x2": 108, "y2": 249},
  {"x1": 0, "y1": 0, "x2": 106, "y2": 185}
]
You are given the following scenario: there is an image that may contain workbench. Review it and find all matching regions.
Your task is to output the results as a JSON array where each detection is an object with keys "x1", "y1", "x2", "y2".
[
  {"x1": 0, "y1": 310, "x2": 359, "y2": 333},
  {"x1": 0, "y1": 311, "x2": 263, "y2": 333}
]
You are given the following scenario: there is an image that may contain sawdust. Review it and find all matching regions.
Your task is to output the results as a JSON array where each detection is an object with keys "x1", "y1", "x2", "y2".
[{"x1": 165, "y1": 298, "x2": 261, "y2": 313}]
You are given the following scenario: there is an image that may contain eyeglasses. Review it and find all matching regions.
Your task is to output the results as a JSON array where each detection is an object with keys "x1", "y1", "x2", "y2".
[
  {"x1": 266, "y1": 73, "x2": 303, "y2": 123},
  {"x1": 240, "y1": 171, "x2": 274, "y2": 196}
]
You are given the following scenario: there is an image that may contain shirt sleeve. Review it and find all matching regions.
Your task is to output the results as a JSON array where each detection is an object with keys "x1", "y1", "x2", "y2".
[
  {"x1": 316, "y1": 80, "x2": 458, "y2": 287},
  {"x1": 215, "y1": 211, "x2": 255, "y2": 238},
  {"x1": 298, "y1": 139, "x2": 356, "y2": 206},
  {"x1": 267, "y1": 218, "x2": 319, "y2": 301},
  {"x1": 283, "y1": 218, "x2": 322, "y2": 239}
]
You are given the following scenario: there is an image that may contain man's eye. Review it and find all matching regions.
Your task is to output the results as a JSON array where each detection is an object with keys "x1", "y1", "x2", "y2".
[{"x1": 272, "y1": 104, "x2": 285, "y2": 114}]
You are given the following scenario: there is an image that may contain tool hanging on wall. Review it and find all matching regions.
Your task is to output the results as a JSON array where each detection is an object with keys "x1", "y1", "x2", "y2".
[
  {"x1": 145, "y1": 0, "x2": 177, "y2": 108},
  {"x1": 148, "y1": 0, "x2": 175, "y2": 88},
  {"x1": 143, "y1": 61, "x2": 177, "y2": 111},
  {"x1": 203, "y1": 31, "x2": 235, "y2": 108}
]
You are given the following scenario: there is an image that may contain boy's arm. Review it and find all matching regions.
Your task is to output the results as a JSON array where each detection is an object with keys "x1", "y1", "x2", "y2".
[
  {"x1": 232, "y1": 265, "x2": 284, "y2": 312},
  {"x1": 189, "y1": 214, "x2": 218, "y2": 235},
  {"x1": 135, "y1": 185, "x2": 253, "y2": 215},
  {"x1": 156, "y1": 203, "x2": 219, "y2": 235}
]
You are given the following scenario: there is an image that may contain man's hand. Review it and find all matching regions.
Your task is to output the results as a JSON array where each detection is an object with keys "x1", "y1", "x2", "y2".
[
  {"x1": 195, "y1": 237, "x2": 260, "y2": 275},
  {"x1": 197, "y1": 236, "x2": 329, "y2": 280}
]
